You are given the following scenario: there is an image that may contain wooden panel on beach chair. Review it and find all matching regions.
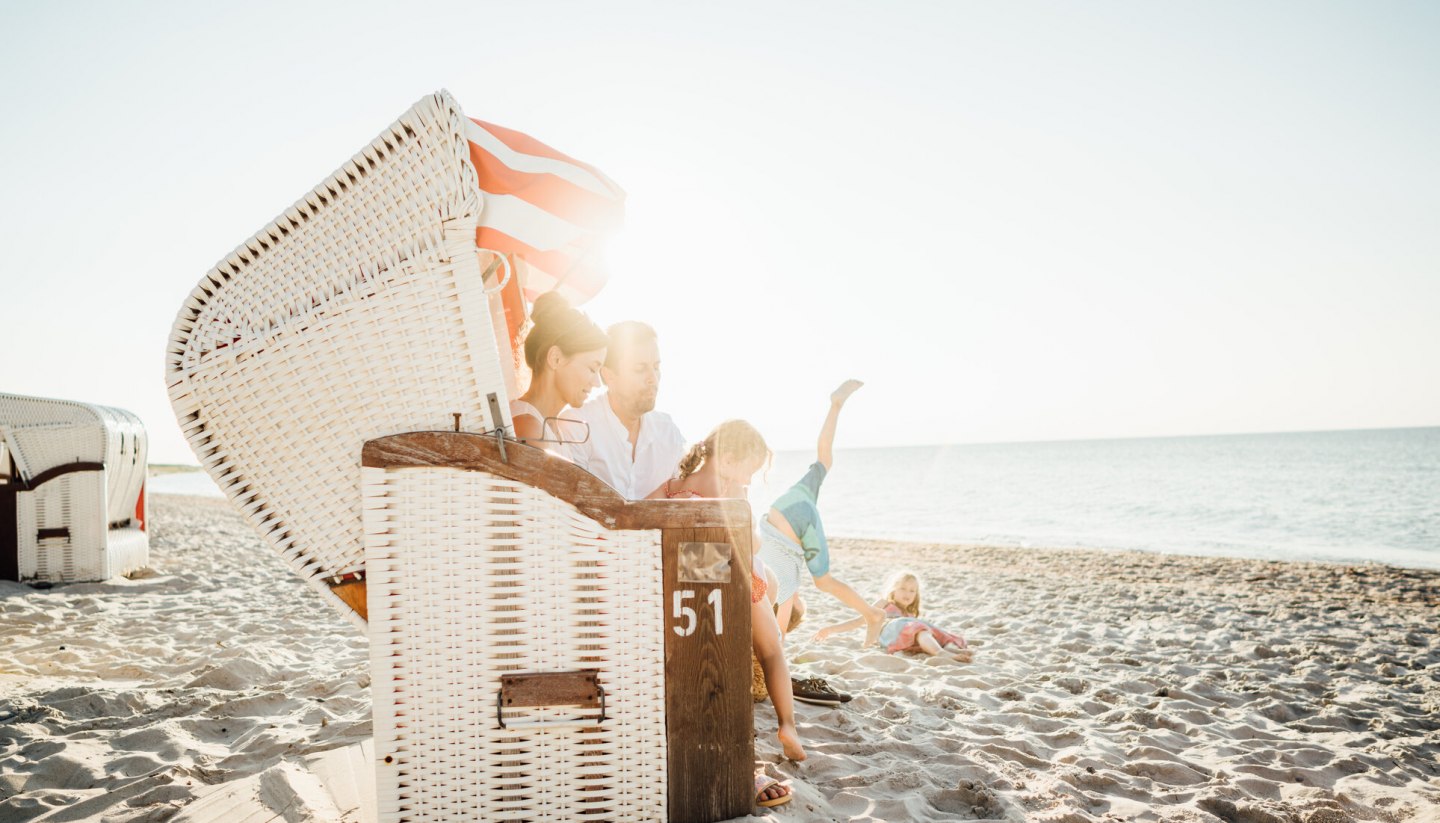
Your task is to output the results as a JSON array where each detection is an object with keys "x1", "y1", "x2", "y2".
[
  {"x1": 362, "y1": 431, "x2": 754, "y2": 823},
  {"x1": 661, "y1": 525, "x2": 755, "y2": 823}
]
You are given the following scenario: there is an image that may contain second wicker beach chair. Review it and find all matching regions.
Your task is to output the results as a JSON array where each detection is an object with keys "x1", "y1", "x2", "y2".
[{"x1": 0, "y1": 393, "x2": 148, "y2": 583}]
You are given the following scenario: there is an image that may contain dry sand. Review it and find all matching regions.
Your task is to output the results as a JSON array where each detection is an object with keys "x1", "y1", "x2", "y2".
[{"x1": 1, "y1": 494, "x2": 1436, "y2": 822}]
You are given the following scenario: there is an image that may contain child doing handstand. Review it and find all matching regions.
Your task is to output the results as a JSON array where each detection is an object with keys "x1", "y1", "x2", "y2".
[
  {"x1": 814, "y1": 569, "x2": 973, "y2": 662},
  {"x1": 757, "y1": 380, "x2": 887, "y2": 645}
]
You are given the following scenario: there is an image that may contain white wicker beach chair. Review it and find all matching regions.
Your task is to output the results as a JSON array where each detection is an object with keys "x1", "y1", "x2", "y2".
[
  {"x1": 168, "y1": 89, "x2": 753, "y2": 821},
  {"x1": 0, "y1": 393, "x2": 148, "y2": 582}
]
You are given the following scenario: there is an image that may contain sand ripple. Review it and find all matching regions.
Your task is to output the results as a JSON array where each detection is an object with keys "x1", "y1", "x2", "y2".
[{"x1": 0, "y1": 497, "x2": 369, "y2": 822}]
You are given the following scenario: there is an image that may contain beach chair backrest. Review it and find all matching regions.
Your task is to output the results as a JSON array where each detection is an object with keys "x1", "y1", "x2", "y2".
[{"x1": 165, "y1": 91, "x2": 511, "y2": 627}]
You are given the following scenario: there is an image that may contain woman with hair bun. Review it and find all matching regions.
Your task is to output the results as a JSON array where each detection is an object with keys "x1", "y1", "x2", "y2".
[{"x1": 511, "y1": 292, "x2": 608, "y2": 445}]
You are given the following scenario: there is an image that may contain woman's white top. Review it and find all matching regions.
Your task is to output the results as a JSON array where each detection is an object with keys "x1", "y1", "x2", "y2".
[{"x1": 509, "y1": 399, "x2": 561, "y2": 444}]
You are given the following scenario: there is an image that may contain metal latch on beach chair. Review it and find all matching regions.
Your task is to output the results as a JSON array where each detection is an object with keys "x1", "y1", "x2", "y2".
[
  {"x1": 497, "y1": 670, "x2": 607, "y2": 730},
  {"x1": 475, "y1": 394, "x2": 591, "y2": 466}
]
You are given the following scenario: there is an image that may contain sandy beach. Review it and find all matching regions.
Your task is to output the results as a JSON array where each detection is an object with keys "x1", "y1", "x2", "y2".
[{"x1": 2, "y1": 493, "x2": 1437, "y2": 822}]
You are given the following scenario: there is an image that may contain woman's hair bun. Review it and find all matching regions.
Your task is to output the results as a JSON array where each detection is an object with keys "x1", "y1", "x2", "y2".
[
  {"x1": 522, "y1": 291, "x2": 607, "y2": 373},
  {"x1": 530, "y1": 291, "x2": 572, "y2": 326}
]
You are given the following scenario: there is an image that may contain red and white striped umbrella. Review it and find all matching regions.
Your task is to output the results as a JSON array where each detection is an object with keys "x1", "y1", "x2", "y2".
[{"x1": 464, "y1": 117, "x2": 625, "y2": 306}]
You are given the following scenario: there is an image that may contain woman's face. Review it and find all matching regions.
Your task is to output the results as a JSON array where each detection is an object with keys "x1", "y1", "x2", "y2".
[
  {"x1": 892, "y1": 578, "x2": 919, "y2": 608},
  {"x1": 552, "y1": 347, "x2": 606, "y2": 409}
]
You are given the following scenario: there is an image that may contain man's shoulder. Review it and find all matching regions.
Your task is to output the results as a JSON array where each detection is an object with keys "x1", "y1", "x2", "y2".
[
  {"x1": 645, "y1": 409, "x2": 679, "y2": 428},
  {"x1": 644, "y1": 410, "x2": 686, "y2": 442}
]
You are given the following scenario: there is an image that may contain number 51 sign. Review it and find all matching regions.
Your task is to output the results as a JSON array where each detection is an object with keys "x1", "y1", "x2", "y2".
[
  {"x1": 671, "y1": 541, "x2": 734, "y2": 638},
  {"x1": 672, "y1": 589, "x2": 724, "y2": 636}
]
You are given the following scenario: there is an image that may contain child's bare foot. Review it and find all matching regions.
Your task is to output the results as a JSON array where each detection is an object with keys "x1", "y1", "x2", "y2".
[
  {"x1": 778, "y1": 722, "x2": 807, "y2": 761},
  {"x1": 862, "y1": 606, "x2": 885, "y2": 647},
  {"x1": 831, "y1": 379, "x2": 864, "y2": 407},
  {"x1": 946, "y1": 645, "x2": 974, "y2": 663}
]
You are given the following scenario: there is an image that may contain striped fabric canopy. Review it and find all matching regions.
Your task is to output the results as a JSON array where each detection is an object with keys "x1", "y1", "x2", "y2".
[{"x1": 465, "y1": 118, "x2": 625, "y2": 305}]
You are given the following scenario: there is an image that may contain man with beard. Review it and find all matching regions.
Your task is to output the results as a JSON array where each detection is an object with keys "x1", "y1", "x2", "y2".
[{"x1": 563, "y1": 321, "x2": 687, "y2": 500}]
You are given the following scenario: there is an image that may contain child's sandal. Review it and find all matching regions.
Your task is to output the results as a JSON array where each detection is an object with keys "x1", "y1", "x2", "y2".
[{"x1": 755, "y1": 774, "x2": 792, "y2": 807}]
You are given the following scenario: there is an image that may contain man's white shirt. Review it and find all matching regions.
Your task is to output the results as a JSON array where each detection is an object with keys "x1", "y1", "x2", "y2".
[{"x1": 562, "y1": 394, "x2": 687, "y2": 500}]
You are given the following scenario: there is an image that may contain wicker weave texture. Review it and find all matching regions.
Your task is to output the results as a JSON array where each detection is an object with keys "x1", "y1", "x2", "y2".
[
  {"x1": 0, "y1": 397, "x2": 101, "y2": 476},
  {"x1": 165, "y1": 91, "x2": 510, "y2": 619},
  {"x1": 17, "y1": 471, "x2": 105, "y2": 580},
  {"x1": 364, "y1": 466, "x2": 668, "y2": 822},
  {"x1": 101, "y1": 407, "x2": 147, "y2": 527},
  {"x1": 1, "y1": 393, "x2": 149, "y2": 582}
]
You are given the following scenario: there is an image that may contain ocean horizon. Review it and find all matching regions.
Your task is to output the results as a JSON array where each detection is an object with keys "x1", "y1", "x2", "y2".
[
  {"x1": 149, "y1": 425, "x2": 1440, "y2": 571},
  {"x1": 749, "y1": 425, "x2": 1440, "y2": 571}
]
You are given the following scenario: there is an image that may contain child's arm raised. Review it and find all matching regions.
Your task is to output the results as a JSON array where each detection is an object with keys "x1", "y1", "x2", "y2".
[{"x1": 816, "y1": 379, "x2": 863, "y2": 470}]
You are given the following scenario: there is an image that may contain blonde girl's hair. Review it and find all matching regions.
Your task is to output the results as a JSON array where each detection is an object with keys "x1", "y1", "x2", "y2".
[
  {"x1": 676, "y1": 420, "x2": 771, "y2": 480},
  {"x1": 880, "y1": 569, "x2": 922, "y2": 617}
]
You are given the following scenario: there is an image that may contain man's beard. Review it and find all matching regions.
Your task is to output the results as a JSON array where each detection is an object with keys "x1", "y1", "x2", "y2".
[{"x1": 624, "y1": 389, "x2": 658, "y2": 418}]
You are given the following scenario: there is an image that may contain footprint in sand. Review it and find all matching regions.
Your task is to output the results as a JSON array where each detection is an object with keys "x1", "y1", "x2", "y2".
[
  {"x1": 858, "y1": 652, "x2": 911, "y2": 672},
  {"x1": 1197, "y1": 795, "x2": 1296, "y2": 823},
  {"x1": 930, "y1": 780, "x2": 1006, "y2": 819}
]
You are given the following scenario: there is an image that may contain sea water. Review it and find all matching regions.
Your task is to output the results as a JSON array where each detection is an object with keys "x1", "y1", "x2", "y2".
[
  {"x1": 152, "y1": 427, "x2": 1440, "y2": 570},
  {"x1": 748, "y1": 427, "x2": 1440, "y2": 570}
]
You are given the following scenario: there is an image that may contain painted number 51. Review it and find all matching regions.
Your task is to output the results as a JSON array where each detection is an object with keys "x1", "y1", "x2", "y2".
[{"x1": 672, "y1": 589, "x2": 724, "y2": 637}]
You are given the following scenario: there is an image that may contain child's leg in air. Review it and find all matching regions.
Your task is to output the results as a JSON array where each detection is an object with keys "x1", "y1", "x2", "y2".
[{"x1": 816, "y1": 379, "x2": 863, "y2": 470}]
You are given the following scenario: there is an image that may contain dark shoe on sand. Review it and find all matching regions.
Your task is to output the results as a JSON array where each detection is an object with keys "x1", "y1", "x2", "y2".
[{"x1": 791, "y1": 677, "x2": 851, "y2": 706}]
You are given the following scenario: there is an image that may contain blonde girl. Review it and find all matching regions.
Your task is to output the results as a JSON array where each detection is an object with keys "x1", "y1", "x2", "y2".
[
  {"x1": 814, "y1": 570, "x2": 973, "y2": 662},
  {"x1": 653, "y1": 419, "x2": 771, "y2": 501},
  {"x1": 648, "y1": 420, "x2": 807, "y2": 803}
]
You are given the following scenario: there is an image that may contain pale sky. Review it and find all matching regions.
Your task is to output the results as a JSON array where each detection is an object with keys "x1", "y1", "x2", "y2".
[{"x1": 2, "y1": 1, "x2": 1436, "y2": 463}]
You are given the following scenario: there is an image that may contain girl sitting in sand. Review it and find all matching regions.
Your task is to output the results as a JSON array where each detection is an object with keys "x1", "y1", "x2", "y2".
[
  {"x1": 509, "y1": 291, "x2": 607, "y2": 444},
  {"x1": 814, "y1": 570, "x2": 974, "y2": 662},
  {"x1": 651, "y1": 420, "x2": 805, "y2": 806}
]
